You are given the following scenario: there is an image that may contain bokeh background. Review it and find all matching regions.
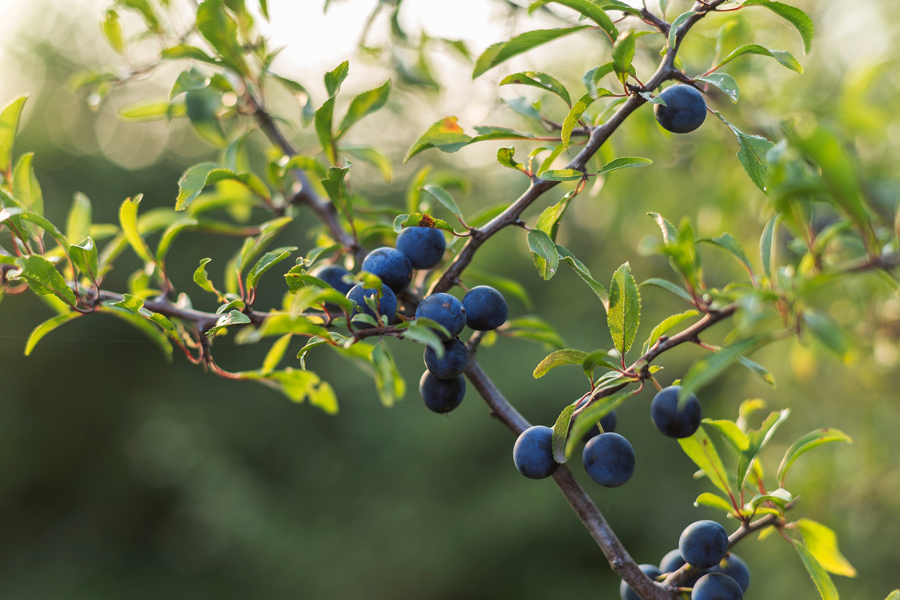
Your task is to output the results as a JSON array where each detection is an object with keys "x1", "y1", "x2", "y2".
[{"x1": 1, "y1": 0, "x2": 898, "y2": 598}]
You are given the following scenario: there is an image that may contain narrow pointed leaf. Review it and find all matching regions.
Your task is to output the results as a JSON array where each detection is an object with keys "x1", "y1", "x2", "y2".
[
  {"x1": 472, "y1": 26, "x2": 591, "y2": 79},
  {"x1": 25, "y1": 312, "x2": 83, "y2": 356}
]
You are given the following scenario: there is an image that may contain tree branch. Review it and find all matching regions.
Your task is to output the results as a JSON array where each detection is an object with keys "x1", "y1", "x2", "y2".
[
  {"x1": 429, "y1": 0, "x2": 727, "y2": 295},
  {"x1": 241, "y1": 91, "x2": 366, "y2": 265}
]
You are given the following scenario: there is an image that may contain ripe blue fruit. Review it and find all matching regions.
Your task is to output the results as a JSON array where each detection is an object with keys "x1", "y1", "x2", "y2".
[
  {"x1": 659, "y1": 549, "x2": 707, "y2": 586},
  {"x1": 424, "y1": 337, "x2": 468, "y2": 380},
  {"x1": 462, "y1": 286, "x2": 508, "y2": 331},
  {"x1": 396, "y1": 226, "x2": 446, "y2": 269},
  {"x1": 582, "y1": 432, "x2": 635, "y2": 487},
  {"x1": 651, "y1": 386, "x2": 702, "y2": 439},
  {"x1": 419, "y1": 372, "x2": 466, "y2": 414},
  {"x1": 346, "y1": 284, "x2": 397, "y2": 328},
  {"x1": 708, "y1": 554, "x2": 750, "y2": 592},
  {"x1": 679, "y1": 521, "x2": 729, "y2": 569},
  {"x1": 654, "y1": 84, "x2": 707, "y2": 134},
  {"x1": 513, "y1": 426, "x2": 558, "y2": 479},
  {"x1": 361, "y1": 247, "x2": 413, "y2": 293},
  {"x1": 691, "y1": 573, "x2": 743, "y2": 600},
  {"x1": 619, "y1": 564, "x2": 662, "y2": 600},
  {"x1": 416, "y1": 293, "x2": 466, "y2": 340},
  {"x1": 583, "y1": 410, "x2": 618, "y2": 441}
]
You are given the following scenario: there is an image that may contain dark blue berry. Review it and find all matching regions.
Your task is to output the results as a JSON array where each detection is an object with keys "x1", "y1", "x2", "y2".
[
  {"x1": 659, "y1": 549, "x2": 707, "y2": 586},
  {"x1": 361, "y1": 247, "x2": 413, "y2": 293},
  {"x1": 583, "y1": 432, "x2": 635, "y2": 487},
  {"x1": 583, "y1": 410, "x2": 618, "y2": 441},
  {"x1": 415, "y1": 293, "x2": 466, "y2": 340},
  {"x1": 346, "y1": 284, "x2": 397, "y2": 329},
  {"x1": 419, "y1": 372, "x2": 465, "y2": 414},
  {"x1": 651, "y1": 386, "x2": 702, "y2": 439},
  {"x1": 513, "y1": 426, "x2": 558, "y2": 479},
  {"x1": 654, "y1": 84, "x2": 707, "y2": 134},
  {"x1": 679, "y1": 521, "x2": 729, "y2": 569},
  {"x1": 691, "y1": 573, "x2": 743, "y2": 600},
  {"x1": 396, "y1": 226, "x2": 446, "y2": 269},
  {"x1": 708, "y1": 554, "x2": 750, "y2": 593},
  {"x1": 462, "y1": 286, "x2": 508, "y2": 331},
  {"x1": 620, "y1": 564, "x2": 662, "y2": 600},
  {"x1": 424, "y1": 337, "x2": 468, "y2": 380}
]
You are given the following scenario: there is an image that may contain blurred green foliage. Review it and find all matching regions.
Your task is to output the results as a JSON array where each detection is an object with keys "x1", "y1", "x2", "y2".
[{"x1": 0, "y1": 1, "x2": 899, "y2": 599}]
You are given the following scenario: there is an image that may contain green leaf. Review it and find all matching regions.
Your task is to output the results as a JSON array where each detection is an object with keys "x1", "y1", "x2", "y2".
[
  {"x1": 398, "y1": 322, "x2": 446, "y2": 357},
  {"x1": 247, "y1": 246, "x2": 296, "y2": 290},
  {"x1": 196, "y1": 0, "x2": 249, "y2": 74},
  {"x1": 562, "y1": 94, "x2": 594, "y2": 149},
  {"x1": 641, "y1": 310, "x2": 699, "y2": 354},
  {"x1": 208, "y1": 309, "x2": 252, "y2": 336},
  {"x1": 118, "y1": 195, "x2": 155, "y2": 266},
  {"x1": 170, "y1": 68, "x2": 208, "y2": 99},
  {"x1": 795, "y1": 519, "x2": 857, "y2": 577},
  {"x1": 10, "y1": 255, "x2": 77, "y2": 307},
  {"x1": 500, "y1": 71, "x2": 572, "y2": 105},
  {"x1": 794, "y1": 542, "x2": 840, "y2": 600},
  {"x1": 612, "y1": 30, "x2": 635, "y2": 85},
  {"x1": 101, "y1": 9, "x2": 126, "y2": 54},
  {"x1": 472, "y1": 26, "x2": 592, "y2": 79},
  {"x1": 557, "y1": 246, "x2": 609, "y2": 310},
  {"x1": 13, "y1": 152, "x2": 44, "y2": 219},
  {"x1": 321, "y1": 164, "x2": 353, "y2": 225},
  {"x1": 536, "y1": 192, "x2": 575, "y2": 241},
  {"x1": 737, "y1": 409, "x2": 790, "y2": 489},
  {"x1": 680, "y1": 337, "x2": 762, "y2": 400},
  {"x1": 747, "y1": 488, "x2": 792, "y2": 513},
  {"x1": 0, "y1": 95, "x2": 28, "y2": 175},
  {"x1": 24, "y1": 312, "x2": 82, "y2": 356},
  {"x1": 694, "y1": 492, "x2": 735, "y2": 514},
  {"x1": 607, "y1": 262, "x2": 640, "y2": 355},
  {"x1": 582, "y1": 350, "x2": 621, "y2": 381},
  {"x1": 552, "y1": 405, "x2": 577, "y2": 463},
  {"x1": 161, "y1": 44, "x2": 220, "y2": 64},
  {"x1": 885, "y1": 591, "x2": 900, "y2": 600},
  {"x1": 678, "y1": 425, "x2": 734, "y2": 497},
  {"x1": 121, "y1": 0, "x2": 161, "y2": 31},
  {"x1": 669, "y1": 11, "x2": 699, "y2": 47},
  {"x1": 315, "y1": 96, "x2": 337, "y2": 164},
  {"x1": 324, "y1": 61, "x2": 349, "y2": 97},
  {"x1": 703, "y1": 419, "x2": 750, "y2": 451},
  {"x1": 715, "y1": 44, "x2": 803, "y2": 73},
  {"x1": 760, "y1": 216, "x2": 779, "y2": 281},
  {"x1": 261, "y1": 334, "x2": 293, "y2": 375},
  {"x1": 118, "y1": 100, "x2": 183, "y2": 122},
  {"x1": 565, "y1": 386, "x2": 639, "y2": 458},
  {"x1": 741, "y1": 0, "x2": 814, "y2": 54},
  {"x1": 696, "y1": 73, "x2": 739, "y2": 103},
  {"x1": 699, "y1": 233, "x2": 754, "y2": 275},
  {"x1": 736, "y1": 355, "x2": 776, "y2": 387},
  {"x1": 273, "y1": 75, "x2": 315, "y2": 128},
  {"x1": 497, "y1": 146, "x2": 524, "y2": 172},
  {"x1": 711, "y1": 111, "x2": 775, "y2": 193},
  {"x1": 528, "y1": 1, "x2": 618, "y2": 40},
  {"x1": 337, "y1": 80, "x2": 391, "y2": 138},
  {"x1": 527, "y1": 229, "x2": 560, "y2": 280},
  {"x1": 640, "y1": 277, "x2": 694, "y2": 304},
  {"x1": 194, "y1": 258, "x2": 223, "y2": 299},
  {"x1": 66, "y1": 193, "x2": 93, "y2": 243},
  {"x1": 235, "y1": 216, "x2": 293, "y2": 274},
  {"x1": 541, "y1": 169, "x2": 584, "y2": 182},
  {"x1": 777, "y1": 428, "x2": 852, "y2": 486},
  {"x1": 69, "y1": 237, "x2": 99, "y2": 283},
  {"x1": 405, "y1": 117, "x2": 472, "y2": 162},
  {"x1": 421, "y1": 184, "x2": 464, "y2": 222},
  {"x1": 803, "y1": 310, "x2": 852, "y2": 361},
  {"x1": 596, "y1": 156, "x2": 653, "y2": 176},
  {"x1": 343, "y1": 145, "x2": 392, "y2": 182},
  {"x1": 372, "y1": 340, "x2": 405, "y2": 407},
  {"x1": 175, "y1": 163, "x2": 270, "y2": 211},
  {"x1": 534, "y1": 348, "x2": 589, "y2": 378}
]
